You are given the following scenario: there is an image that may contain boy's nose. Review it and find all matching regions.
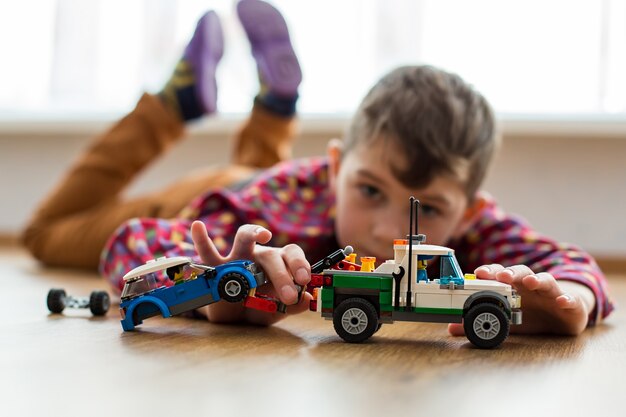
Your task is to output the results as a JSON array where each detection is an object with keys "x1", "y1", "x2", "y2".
[{"x1": 372, "y1": 220, "x2": 405, "y2": 243}]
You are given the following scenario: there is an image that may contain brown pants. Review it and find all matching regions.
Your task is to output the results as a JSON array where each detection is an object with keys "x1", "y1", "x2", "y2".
[{"x1": 22, "y1": 94, "x2": 297, "y2": 269}]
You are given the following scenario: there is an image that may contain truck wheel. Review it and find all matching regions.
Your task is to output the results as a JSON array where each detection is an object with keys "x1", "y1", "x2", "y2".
[
  {"x1": 89, "y1": 291, "x2": 111, "y2": 316},
  {"x1": 47, "y1": 288, "x2": 67, "y2": 313},
  {"x1": 464, "y1": 302, "x2": 510, "y2": 349},
  {"x1": 218, "y1": 272, "x2": 250, "y2": 303},
  {"x1": 333, "y1": 298, "x2": 379, "y2": 343}
]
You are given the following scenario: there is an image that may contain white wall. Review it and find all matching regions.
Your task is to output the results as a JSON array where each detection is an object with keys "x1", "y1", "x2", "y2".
[
  {"x1": 1, "y1": 117, "x2": 625, "y2": 256},
  {"x1": 484, "y1": 134, "x2": 626, "y2": 257}
]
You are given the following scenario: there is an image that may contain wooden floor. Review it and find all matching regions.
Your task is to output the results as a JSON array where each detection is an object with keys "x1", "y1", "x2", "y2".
[{"x1": 2, "y1": 245, "x2": 624, "y2": 417}]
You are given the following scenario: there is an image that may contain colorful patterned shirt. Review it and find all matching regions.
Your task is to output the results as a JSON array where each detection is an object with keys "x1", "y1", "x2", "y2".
[{"x1": 100, "y1": 156, "x2": 614, "y2": 324}]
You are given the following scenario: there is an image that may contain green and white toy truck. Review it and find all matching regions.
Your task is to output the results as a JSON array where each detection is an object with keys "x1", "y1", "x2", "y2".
[{"x1": 308, "y1": 197, "x2": 522, "y2": 349}]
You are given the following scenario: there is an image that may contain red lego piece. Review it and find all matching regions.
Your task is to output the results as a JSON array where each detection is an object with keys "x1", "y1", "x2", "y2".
[
  {"x1": 333, "y1": 260, "x2": 361, "y2": 271},
  {"x1": 310, "y1": 274, "x2": 324, "y2": 287},
  {"x1": 244, "y1": 295, "x2": 279, "y2": 313}
]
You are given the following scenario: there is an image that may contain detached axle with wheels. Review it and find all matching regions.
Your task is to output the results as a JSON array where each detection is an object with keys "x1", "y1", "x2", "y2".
[{"x1": 47, "y1": 288, "x2": 111, "y2": 316}]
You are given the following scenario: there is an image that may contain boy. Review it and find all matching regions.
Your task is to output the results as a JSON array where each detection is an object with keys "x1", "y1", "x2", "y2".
[{"x1": 23, "y1": 0, "x2": 613, "y2": 333}]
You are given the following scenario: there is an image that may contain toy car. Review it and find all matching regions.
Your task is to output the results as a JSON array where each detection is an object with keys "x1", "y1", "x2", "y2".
[
  {"x1": 308, "y1": 197, "x2": 522, "y2": 349},
  {"x1": 46, "y1": 288, "x2": 111, "y2": 316},
  {"x1": 119, "y1": 256, "x2": 292, "y2": 331}
]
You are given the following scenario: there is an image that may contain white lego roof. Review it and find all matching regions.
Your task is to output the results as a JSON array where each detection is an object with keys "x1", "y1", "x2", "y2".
[
  {"x1": 395, "y1": 243, "x2": 453, "y2": 256},
  {"x1": 123, "y1": 256, "x2": 192, "y2": 281}
]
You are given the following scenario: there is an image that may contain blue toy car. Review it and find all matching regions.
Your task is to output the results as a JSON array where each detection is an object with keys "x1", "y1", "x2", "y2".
[{"x1": 119, "y1": 256, "x2": 267, "y2": 331}]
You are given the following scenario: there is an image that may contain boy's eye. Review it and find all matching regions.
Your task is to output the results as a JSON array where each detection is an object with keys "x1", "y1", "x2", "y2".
[
  {"x1": 420, "y1": 204, "x2": 441, "y2": 217},
  {"x1": 358, "y1": 184, "x2": 381, "y2": 199}
]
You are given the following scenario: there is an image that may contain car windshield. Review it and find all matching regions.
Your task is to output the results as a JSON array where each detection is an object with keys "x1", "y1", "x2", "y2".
[
  {"x1": 121, "y1": 273, "x2": 159, "y2": 300},
  {"x1": 184, "y1": 264, "x2": 208, "y2": 279},
  {"x1": 440, "y1": 255, "x2": 463, "y2": 281}
]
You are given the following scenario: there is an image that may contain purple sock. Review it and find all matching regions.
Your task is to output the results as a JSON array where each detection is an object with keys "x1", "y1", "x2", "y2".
[
  {"x1": 159, "y1": 11, "x2": 223, "y2": 120},
  {"x1": 237, "y1": 0, "x2": 302, "y2": 112}
]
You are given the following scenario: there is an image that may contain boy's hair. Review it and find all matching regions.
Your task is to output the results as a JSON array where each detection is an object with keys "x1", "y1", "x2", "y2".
[{"x1": 345, "y1": 65, "x2": 497, "y2": 200}]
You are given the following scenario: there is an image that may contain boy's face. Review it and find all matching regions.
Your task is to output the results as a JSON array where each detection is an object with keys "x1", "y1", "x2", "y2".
[{"x1": 328, "y1": 138, "x2": 472, "y2": 264}]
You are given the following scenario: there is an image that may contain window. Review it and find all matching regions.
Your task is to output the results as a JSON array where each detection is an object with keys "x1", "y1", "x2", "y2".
[{"x1": 1, "y1": 0, "x2": 625, "y2": 118}]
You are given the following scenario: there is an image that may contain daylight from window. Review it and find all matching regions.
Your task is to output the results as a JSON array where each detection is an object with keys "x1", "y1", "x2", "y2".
[{"x1": 1, "y1": 0, "x2": 625, "y2": 118}]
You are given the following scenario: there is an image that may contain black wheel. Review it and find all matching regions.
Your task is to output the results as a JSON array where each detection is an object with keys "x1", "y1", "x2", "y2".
[
  {"x1": 333, "y1": 298, "x2": 379, "y2": 343},
  {"x1": 47, "y1": 288, "x2": 67, "y2": 313},
  {"x1": 463, "y1": 302, "x2": 510, "y2": 349},
  {"x1": 89, "y1": 291, "x2": 111, "y2": 316},
  {"x1": 218, "y1": 272, "x2": 250, "y2": 303},
  {"x1": 374, "y1": 323, "x2": 383, "y2": 334}
]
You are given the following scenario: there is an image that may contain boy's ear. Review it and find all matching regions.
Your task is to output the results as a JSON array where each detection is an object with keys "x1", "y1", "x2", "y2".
[
  {"x1": 452, "y1": 194, "x2": 488, "y2": 239},
  {"x1": 326, "y1": 138, "x2": 343, "y2": 189}
]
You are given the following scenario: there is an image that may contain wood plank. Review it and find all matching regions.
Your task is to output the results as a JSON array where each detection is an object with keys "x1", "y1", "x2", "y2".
[{"x1": 1, "y1": 246, "x2": 624, "y2": 416}]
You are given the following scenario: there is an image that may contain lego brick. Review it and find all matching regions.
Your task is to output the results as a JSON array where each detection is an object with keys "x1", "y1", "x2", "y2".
[
  {"x1": 169, "y1": 294, "x2": 216, "y2": 316},
  {"x1": 380, "y1": 277, "x2": 393, "y2": 291},
  {"x1": 412, "y1": 306, "x2": 463, "y2": 315},
  {"x1": 414, "y1": 292, "x2": 452, "y2": 309},
  {"x1": 332, "y1": 273, "x2": 393, "y2": 290},
  {"x1": 320, "y1": 287, "x2": 334, "y2": 309},
  {"x1": 309, "y1": 274, "x2": 324, "y2": 287},
  {"x1": 243, "y1": 295, "x2": 278, "y2": 313},
  {"x1": 392, "y1": 311, "x2": 463, "y2": 324},
  {"x1": 451, "y1": 293, "x2": 470, "y2": 309},
  {"x1": 379, "y1": 291, "x2": 392, "y2": 311}
]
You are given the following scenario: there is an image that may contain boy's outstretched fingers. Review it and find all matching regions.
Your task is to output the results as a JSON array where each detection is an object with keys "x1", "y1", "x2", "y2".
[
  {"x1": 191, "y1": 222, "x2": 273, "y2": 266},
  {"x1": 520, "y1": 272, "x2": 562, "y2": 296},
  {"x1": 229, "y1": 224, "x2": 272, "y2": 260},
  {"x1": 191, "y1": 220, "x2": 226, "y2": 265},
  {"x1": 494, "y1": 264, "x2": 535, "y2": 285},
  {"x1": 477, "y1": 264, "x2": 538, "y2": 284},
  {"x1": 556, "y1": 293, "x2": 583, "y2": 310},
  {"x1": 474, "y1": 264, "x2": 505, "y2": 280}
]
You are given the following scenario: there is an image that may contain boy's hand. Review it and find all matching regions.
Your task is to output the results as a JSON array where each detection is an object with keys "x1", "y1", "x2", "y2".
[
  {"x1": 448, "y1": 264, "x2": 595, "y2": 337},
  {"x1": 190, "y1": 221, "x2": 312, "y2": 325}
]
